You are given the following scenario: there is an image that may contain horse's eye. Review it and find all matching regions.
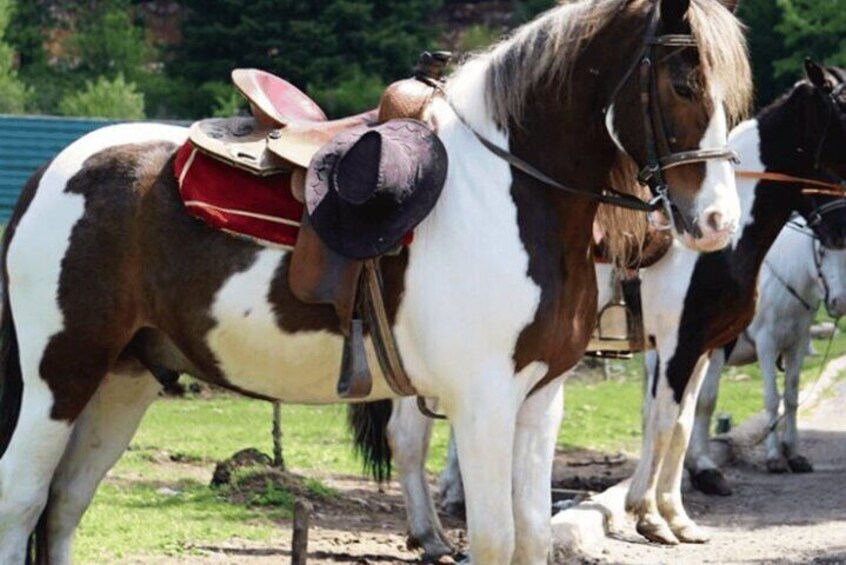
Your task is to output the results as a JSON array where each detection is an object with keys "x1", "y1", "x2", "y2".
[{"x1": 672, "y1": 81, "x2": 697, "y2": 100}]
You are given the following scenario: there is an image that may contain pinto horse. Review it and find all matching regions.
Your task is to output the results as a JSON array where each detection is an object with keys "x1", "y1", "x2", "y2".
[
  {"x1": 0, "y1": 0, "x2": 749, "y2": 563},
  {"x1": 687, "y1": 215, "x2": 846, "y2": 489},
  {"x1": 361, "y1": 61, "x2": 846, "y2": 558}
]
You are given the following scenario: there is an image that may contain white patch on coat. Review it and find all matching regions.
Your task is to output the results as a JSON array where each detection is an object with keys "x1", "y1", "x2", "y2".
[
  {"x1": 206, "y1": 248, "x2": 394, "y2": 402},
  {"x1": 392, "y1": 58, "x2": 543, "y2": 401}
]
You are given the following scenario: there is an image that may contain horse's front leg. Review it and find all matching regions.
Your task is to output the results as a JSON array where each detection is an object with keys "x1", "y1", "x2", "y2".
[
  {"x1": 626, "y1": 350, "x2": 682, "y2": 545},
  {"x1": 387, "y1": 397, "x2": 454, "y2": 560},
  {"x1": 447, "y1": 375, "x2": 521, "y2": 564},
  {"x1": 780, "y1": 338, "x2": 813, "y2": 473},
  {"x1": 512, "y1": 377, "x2": 564, "y2": 565},
  {"x1": 757, "y1": 337, "x2": 790, "y2": 473},
  {"x1": 655, "y1": 355, "x2": 712, "y2": 543},
  {"x1": 686, "y1": 350, "x2": 733, "y2": 495}
]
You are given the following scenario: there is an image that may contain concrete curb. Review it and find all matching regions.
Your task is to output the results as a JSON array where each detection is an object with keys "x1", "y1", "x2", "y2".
[{"x1": 550, "y1": 354, "x2": 846, "y2": 553}]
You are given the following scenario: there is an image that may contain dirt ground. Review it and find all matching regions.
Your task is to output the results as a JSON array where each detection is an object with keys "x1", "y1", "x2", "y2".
[
  {"x1": 126, "y1": 448, "x2": 633, "y2": 564},
  {"x1": 565, "y1": 379, "x2": 846, "y2": 565},
  {"x1": 130, "y1": 380, "x2": 846, "y2": 564}
]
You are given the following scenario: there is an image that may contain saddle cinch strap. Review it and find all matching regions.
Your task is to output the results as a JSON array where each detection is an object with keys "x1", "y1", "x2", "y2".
[{"x1": 287, "y1": 53, "x2": 451, "y2": 404}]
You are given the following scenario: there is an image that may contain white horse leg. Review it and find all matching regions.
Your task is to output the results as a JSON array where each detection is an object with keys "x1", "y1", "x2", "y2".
[
  {"x1": 0, "y1": 376, "x2": 74, "y2": 562},
  {"x1": 655, "y1": 356, "x2": 711, "y2": 543},
  {"x1": 387, "y1": 397, "x2": 453, "y2": 560},
  {"x1": 686, "y1": 350, "x2": 733, "y2": 495},
  {"x1": 511, "y1": 378, "x2": 564, "y2": 565},
  {"x1": 46, "y1": 369, "x2": 162, "y2": 565},
  {"x1": 626, "y1": 353, "x2": 681, "y2": 545},
  {"x1": 439, "y1": 431, "x2": 465, "y2": 518},
  {"x1": 781, "y1": 339, "x2": 813, "y2": 473},
  {"x1": 448, "y1": 383, "x2": 520, "y2": 564},
  {"x1": 758, "y1": 337, "x2": 788, "y2": 472}
]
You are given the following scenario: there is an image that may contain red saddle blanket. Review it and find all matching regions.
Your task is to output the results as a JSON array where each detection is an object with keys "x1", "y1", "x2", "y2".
[{"x1": 174, "y1": 142, "x2": 303, "y2": 248}]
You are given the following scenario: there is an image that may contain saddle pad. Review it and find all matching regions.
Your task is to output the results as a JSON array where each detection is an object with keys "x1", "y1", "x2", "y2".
[{"x1": 174, "y1": 142, "x2": 303, "y2": 249}]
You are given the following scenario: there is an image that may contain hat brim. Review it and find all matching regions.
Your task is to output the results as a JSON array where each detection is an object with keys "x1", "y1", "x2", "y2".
[{"x1": 305, "y1": 119, "x2": 448, "y2": 260}]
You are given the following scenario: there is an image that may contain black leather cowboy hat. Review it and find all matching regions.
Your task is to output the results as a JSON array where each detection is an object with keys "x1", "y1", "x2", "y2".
[{"x1": 305, "y1": 119, "x2": 448, "y2": 260}]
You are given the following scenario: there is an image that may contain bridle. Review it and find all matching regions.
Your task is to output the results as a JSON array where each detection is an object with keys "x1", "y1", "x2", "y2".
[
  {"x1": 603, "y1": 5, "x2": 738, "y2": 236},
  {"x1": 444, "y1": 3, "x2": 738, "y2": 235},
  {"x1": 774, "y1": 220, "x2": 834, "y2": 314}
]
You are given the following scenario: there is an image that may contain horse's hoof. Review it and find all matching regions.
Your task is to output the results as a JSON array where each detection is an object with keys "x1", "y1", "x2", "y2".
[
  {"x1": 441, "y1": 501, "x2": 466, "y2": 520},
  {"x1": 672, "y1": 523, "x2": 710, "y2": 544},
  {"x1": 409, "y1": 534, "x2": 455, "y2": 562},
  {"x1": 766, "y1": 457, "x2": 790, "y2": 474},
  {"x1": 691, "y1": 468, "x2": 733, "y2": 496},
  {"x1": 636, "y1": 517, "x2": 679, "y2": 545},
  {"x1": 787, "y1": 455, "x2": 814, "y2": 473}
]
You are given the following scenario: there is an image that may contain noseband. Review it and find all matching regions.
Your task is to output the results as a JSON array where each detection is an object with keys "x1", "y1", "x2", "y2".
[{"x1": 445, "y1": 6, "x2": 737, "y2": 235}]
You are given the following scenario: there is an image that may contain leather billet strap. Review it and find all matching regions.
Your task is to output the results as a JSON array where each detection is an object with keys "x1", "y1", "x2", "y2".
[
  {"x1": 736, "y1": 170, "x2": 846, "y2": 226},
  {"x1": 736, "y1": 171, "x2": 846, "y2": 193},
  {"x1": 361, "y1": 259, "x2": 447, "y2": 420}
]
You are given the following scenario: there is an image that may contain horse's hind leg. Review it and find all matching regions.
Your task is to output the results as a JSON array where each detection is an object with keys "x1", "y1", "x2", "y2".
[
  {"x1": 387, "y1": 397, "x2": 454, "y2": 560},
  {"x1": 0, "y1": 364, "x2": 75, "y2": 563},
  {"x1": 45, "y1": 369, "x2": 162, "y2": 564}
]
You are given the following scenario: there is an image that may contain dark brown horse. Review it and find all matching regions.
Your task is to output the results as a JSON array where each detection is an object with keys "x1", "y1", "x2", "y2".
[{"x1": 0, "y1": 0, "x2": 749, "y2": 562}]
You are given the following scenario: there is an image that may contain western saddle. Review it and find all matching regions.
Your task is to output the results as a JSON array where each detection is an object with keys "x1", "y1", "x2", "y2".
[{"x1": 188, "y1": 52, "x2": 452, "y2": 403}]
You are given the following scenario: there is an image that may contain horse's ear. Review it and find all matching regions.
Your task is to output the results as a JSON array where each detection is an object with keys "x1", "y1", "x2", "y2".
[
  {"x1": 805, "y1": 58, "x2": 836, "y2": 93},
  {"x1": 659, "y1": 0, "x2": 690, "y2": 28}
]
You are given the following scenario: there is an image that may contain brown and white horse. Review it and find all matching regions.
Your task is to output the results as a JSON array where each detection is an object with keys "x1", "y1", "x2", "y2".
[
  {"x1": 0, "y1": 0, "x2": 749, "y2": 563},
  {"x1": 381, "y1": 62, "x2": 846, "y2": 559}
]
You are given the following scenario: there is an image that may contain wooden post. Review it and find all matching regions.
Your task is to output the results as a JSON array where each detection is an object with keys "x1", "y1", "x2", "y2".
[
  {"x1": 291, "y1": 498, "x2": 312, "y2": 565},
  {"x1": 272, "y1": 401, "x2": 284, "y2": 469}
]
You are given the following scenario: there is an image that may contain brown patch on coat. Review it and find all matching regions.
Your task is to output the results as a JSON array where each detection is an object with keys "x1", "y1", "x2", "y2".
[{"x1": 502, "y1": 0, "x2": 730, "y2": 390}]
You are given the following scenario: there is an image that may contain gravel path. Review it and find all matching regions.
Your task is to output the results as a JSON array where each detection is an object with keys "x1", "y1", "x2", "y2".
[{"x1": 566, "y1": 378, "x2": 846, "y2": 564}]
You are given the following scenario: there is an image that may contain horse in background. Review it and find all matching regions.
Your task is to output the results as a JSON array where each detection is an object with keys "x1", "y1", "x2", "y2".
[
  {"x1": 0, "y1": 1, "x2": 750, "y2": 563},
  {"x1": 686, "y1": 216, "x2": 846, "y2": 493},
  {"x1": 356, "y1": 60, "x2": 846, "y2": 558}
]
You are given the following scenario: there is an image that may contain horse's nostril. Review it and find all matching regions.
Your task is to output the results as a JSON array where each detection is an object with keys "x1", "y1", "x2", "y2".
[{"x1": 706, "y1": 211, "x2": 723, "y2": 232}]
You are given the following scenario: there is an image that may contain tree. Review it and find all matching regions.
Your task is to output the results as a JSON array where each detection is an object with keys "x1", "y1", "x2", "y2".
[
  {"x1": 775, "y1": 0, "x2": 846, "y2": 80},
  {"x1": 0, "y1": 0, "x2": 29, "y2": 113},
  {"x1": 58, "y1": 73, "x2": 145, "y2": 119},
  {"x1": 736, "y1": 0, "x2": 792, "y2": 107},
  {"x1": 171, "y1": 0, "x2": 444, "y2": 117}
]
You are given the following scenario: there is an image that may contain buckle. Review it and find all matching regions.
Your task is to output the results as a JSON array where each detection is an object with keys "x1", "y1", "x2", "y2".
[
  {"x1": 638, "y1": 164, "x2": 660, "y2": 185},
  {"x1": 647, "y1": 185, "x2": 676, "y2": 232}
]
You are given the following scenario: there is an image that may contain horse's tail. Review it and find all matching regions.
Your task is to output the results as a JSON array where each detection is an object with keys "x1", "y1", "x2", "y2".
[{"x1": 347, "y1": 400, "x2": 393, "y2": 483}]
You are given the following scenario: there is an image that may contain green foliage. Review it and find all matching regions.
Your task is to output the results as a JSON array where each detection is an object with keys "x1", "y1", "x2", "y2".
[
  {"x1": 172, "y1": 0, "x2": 444, "y2": 117},
  {"x1": 775, "y1": 0, "x2": 846, "y2": 78},
  {"x1": 308, "y1": 69, "x2": 385, "y2": 118},
  {"x1": 737, "y1": 0, "x2": 793, "y2": 107},
  {"x1": 66, "y1": 1, "x2": 151, "y2": 81},
  {"x1": 58, "y1": 73, "x2": 145, "y2": 119},
  {"x1": 457, "y1": 24, "x2": 501, "y2": 53},
  {"x1": 0, "y1": 0, "x2": 29, "y2": 113},
  {"x1": 512, "y1": 0, "x2": 558, "y2": 25}
]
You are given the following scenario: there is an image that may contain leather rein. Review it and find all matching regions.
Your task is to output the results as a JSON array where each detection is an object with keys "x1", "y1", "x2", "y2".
[{"x1": 445, "y1": 5, "x2": 738, "y2": 236}]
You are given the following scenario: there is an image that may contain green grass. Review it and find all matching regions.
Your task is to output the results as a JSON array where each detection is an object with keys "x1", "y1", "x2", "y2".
[{"x1": 73, "y1": 321, "x2": 846, "y2": 562}]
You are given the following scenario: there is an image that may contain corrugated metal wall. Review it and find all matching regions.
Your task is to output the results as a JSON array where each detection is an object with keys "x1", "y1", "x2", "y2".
[{"x1": 0, "y1": 115, "x2": 115, "y2": 222}]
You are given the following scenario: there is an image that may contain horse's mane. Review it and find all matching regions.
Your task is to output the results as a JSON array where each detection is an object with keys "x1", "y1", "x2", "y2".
[{"x1": 452, "y1": 0, "x2": 751, "y2": 265}]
